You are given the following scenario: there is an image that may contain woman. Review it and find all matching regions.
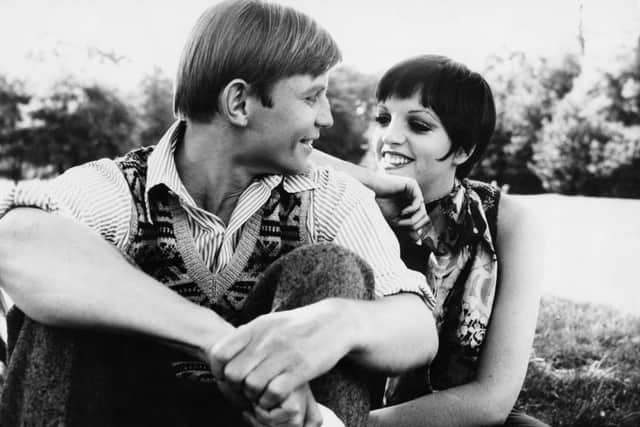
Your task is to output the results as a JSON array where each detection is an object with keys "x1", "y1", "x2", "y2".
[{"x1": 317, "y1": 55, "x2": 544, "y2": 426}]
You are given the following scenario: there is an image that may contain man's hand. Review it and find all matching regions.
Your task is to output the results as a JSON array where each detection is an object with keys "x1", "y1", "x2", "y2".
[
  {"x1": 207, "y1": 299, "x2": 354, "y2": 409},
  {"x1": 242, "y1": 383, "x2": 324, "y2": 427}
]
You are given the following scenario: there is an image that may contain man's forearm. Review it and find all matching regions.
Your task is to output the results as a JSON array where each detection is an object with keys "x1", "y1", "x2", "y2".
[
  {"x1": 345, "y1": 293, "x2": 438, "y2": 374},
  {"x1": 309, "y1": 150, "x2": 379, "y2": 189},
  {"x1": 0, "y1": 208, "x2": 233, "y2": 360}
]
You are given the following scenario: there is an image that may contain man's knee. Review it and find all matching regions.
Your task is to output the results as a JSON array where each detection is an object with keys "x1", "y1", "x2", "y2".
[{"x1": 259, "y1": 243, "x2": 376, "y2": 311}]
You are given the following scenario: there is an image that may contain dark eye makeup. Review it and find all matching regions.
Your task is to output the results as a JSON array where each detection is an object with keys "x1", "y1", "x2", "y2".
[
  {"x1": 409, "y1": 119, "x2": 433, "y2": 132},
  {"x1": 374, "y1": 113, "x2": 391, "y2": 126}
]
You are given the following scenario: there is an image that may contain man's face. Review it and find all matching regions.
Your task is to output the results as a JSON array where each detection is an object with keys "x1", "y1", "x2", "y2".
[{"x1": 238, "y1": 72, "x2": 333, "y2": 175}]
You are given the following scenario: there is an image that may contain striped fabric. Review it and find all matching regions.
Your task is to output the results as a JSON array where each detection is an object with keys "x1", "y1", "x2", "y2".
[
  {"x1": 0, "y1": 124, "x2": 433, "y2": 304},
  {"x1": 143, "y1": 124, "x2": 317, "y2": 274}
]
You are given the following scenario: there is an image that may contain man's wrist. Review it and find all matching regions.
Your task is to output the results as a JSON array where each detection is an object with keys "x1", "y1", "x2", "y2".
[
  {"x1": 329, "y1": 298, "x2": 370, "y2": 356},
  {"x1": 189, "y1": 306, "x2": 236, "y2": 362}
]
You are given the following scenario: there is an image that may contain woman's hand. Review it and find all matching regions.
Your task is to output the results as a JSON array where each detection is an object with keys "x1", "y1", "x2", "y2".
[{"x1": 372, "y1": 174, "x2": 429, "y2": 244}]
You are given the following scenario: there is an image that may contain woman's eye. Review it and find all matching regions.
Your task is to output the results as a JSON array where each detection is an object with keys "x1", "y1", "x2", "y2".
[
  {"x1": 409, "y1": 120, "x2": 432, "y2": 132},
  {"x1": 375, "y1": 114, "x2": 390, "y2": 126},
  {"x1": 305, "y1": 95, "x2": 318, "y2": 104}
]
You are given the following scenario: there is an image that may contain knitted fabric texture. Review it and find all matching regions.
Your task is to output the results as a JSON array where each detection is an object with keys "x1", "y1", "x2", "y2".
[{"x1": 0, "y1": 147, "x2": 326, "y2": 426}]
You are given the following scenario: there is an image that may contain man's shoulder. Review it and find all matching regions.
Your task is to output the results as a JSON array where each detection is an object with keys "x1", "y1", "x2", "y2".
[
  {"x1": 55, "y1": 156, "x2": 135, "y2": 202},
  {"x1": 310, "y1": 166, "x2": 374, "y2": 202}
]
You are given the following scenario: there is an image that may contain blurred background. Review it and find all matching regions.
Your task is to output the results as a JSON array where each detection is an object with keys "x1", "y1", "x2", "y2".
[{"x1": 0, "y1": 0, "x2": 639, "y2": 424}]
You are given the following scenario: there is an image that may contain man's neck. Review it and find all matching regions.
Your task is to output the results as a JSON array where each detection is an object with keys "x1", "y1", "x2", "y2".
[{"x1": 175, "y1": 120, "x2": 253, "y2": 225}]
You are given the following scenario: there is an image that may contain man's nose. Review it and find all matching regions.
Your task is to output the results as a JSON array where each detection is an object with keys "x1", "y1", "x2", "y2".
[{"x1": 315, "y1": 96, "x2": 334, "y2": 128}]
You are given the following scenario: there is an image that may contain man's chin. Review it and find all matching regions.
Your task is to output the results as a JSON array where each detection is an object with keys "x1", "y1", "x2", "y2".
[{"x1": 276, "y1": 160, "x2": 312, "y2": 176}]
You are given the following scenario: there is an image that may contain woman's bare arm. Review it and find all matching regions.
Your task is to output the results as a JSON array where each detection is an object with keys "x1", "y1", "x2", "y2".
[{"x1": 368, "y1": 195, "x2": 542, "y2": 426}]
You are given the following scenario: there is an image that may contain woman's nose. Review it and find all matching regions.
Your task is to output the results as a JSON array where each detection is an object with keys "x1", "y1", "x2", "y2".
[{"x1": 381, "y1": 124, "x2": 406, "y2": 146}]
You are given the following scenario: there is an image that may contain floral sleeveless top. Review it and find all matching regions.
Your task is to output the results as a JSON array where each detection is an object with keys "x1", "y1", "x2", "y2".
[{"x1": 386, "y1": 179, "x2": 500, "y2": 403}]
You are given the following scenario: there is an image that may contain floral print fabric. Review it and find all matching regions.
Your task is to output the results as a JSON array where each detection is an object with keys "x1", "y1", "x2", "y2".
[{"x1": 386, "y1": 179, "x2": 500, "y2": 403}]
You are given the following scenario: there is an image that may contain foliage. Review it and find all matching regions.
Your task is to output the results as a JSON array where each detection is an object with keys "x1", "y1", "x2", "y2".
[
  {"x1": 24, "y1": 79, "x2": 138, "y2": 176},
  {"x1": 516, "y1": 297, "x2": 640, "y2": 426},
  {"x1": 532, "y1": 40, "x2": 640, "y2": 197},
  {"x1": 316, "y1": 66, "x2": 378, "y2": 164},
  {"x1": 137, "y1": 67, "x2": 175, "y2": 146},
  {"x1": 0, "y1": 77, "x2": 32, "y2": 180},
  {"x1": 473, "y1": 53, "x2": 581, "y2": 193},
  {"x1": 1, "y1": 38, "x2": 640, "y2": 197},
  {"x1": 532, "y1": 98, "x2": 640, "y2": 196}
]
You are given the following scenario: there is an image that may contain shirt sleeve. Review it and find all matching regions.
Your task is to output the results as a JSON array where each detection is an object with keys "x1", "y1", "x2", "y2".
[
  {"x1": 0, "y1": 159, "x2": 133, "y2": 249},
  {"x1": 312, "y1": 169, "x2": 435, "y2": 308}
]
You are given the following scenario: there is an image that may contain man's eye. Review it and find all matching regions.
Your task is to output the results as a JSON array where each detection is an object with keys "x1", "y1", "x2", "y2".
[{"x1": 375, "y1": 115, "x2": 390, "y2": 126}]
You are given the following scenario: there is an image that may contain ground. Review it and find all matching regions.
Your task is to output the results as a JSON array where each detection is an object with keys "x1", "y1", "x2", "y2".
[
  {"x1": 516, "y1": 297, "x2": 640, "y2": 426},
  {"x1": 0, "y1": 194, "x2": 639, "y2": 424}
]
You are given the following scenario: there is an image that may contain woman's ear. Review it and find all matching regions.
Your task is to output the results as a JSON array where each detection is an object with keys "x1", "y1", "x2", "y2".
[
  {"x1": 219, "y1": 79, "x2": 250, "y2": 127},
  {"x1": 453, "y1": 145, "x2": 475, "y2": 166}
]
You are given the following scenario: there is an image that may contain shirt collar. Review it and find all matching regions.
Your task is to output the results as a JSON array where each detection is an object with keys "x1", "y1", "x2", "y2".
[
  {"x1": 259, "y1": 172, "x2": 317, "y2": 194},
  {"x1": 144, "y1": 120, "x2": 318, "y2": 218},
  {"x1": 144, "y1": 121, "x2": 196, "y2": 220}
]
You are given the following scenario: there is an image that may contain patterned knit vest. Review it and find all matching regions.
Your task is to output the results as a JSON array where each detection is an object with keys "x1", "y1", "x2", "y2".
[
  {"x1": 116, "y1": 146, "x2": 311, "y2": 318},
  {"x1": 115, "y1": 147, "x2": 312, "y2": 375}
]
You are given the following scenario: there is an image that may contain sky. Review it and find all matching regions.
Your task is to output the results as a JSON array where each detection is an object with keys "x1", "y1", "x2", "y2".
[{"x1": 1, "y1": 0, "x2": 639, "y2": 93}]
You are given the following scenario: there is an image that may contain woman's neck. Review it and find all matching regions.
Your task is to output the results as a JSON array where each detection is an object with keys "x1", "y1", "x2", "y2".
[{"x1": 421, "y1": 174, "x2": 456, "y2": 206}]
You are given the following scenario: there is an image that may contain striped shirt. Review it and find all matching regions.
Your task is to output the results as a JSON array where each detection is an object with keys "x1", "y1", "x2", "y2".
[{"x1": 0, "y1": 123, "x2": 433, "y2": 303}]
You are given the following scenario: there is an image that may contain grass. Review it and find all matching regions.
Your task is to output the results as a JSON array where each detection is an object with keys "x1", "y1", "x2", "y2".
[
  {"x1": 0, "y1": 195, "x2": 638, "y2": 423},
  {"x1": 516, "y1": 296, "x2": 640, "y2": 426}
]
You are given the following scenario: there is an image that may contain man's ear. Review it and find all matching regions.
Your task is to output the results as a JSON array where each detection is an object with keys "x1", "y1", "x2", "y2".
[
  {"x1": 453, "y1": 145, "x2": 475, "y2": 166},
  {"x1": 219, "y1": 79, "x2": 250, "y2": 127}
]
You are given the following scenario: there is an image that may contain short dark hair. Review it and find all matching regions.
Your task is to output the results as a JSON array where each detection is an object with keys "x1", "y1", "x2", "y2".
[
  {"x1": 376, "y1": 55, "x2": 496, "y2": 178},
  {"x1": 174, "y1": 0, "x2": 342, "y2": 122}
]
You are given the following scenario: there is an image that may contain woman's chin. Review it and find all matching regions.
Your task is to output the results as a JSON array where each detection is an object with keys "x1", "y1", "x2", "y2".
[{"x1": 380, "y1": 164, "x2": 415, "y2": 180}]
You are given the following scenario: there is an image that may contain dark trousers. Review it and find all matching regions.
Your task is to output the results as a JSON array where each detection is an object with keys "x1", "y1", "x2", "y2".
[{"x1": 0, "y1": 243, "x2": 380, "y2": 427}]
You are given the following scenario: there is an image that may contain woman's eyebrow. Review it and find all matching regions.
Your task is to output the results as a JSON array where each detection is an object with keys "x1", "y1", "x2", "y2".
[{"x1": 409, "y1": 109, "x2": 439, "y2": 121}]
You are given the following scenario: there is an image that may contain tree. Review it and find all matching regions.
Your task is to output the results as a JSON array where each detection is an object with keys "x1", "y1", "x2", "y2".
[
  {"x1": 0, "y1": 77, "x2": 32, "y2": 180},
  {"x1": 532, "y1": 40, "x2": 640, "y2": 197},
  {"x1": 137, "y1": 67, "x2": 175, "y2": 146},
  {"x1": 475, "y1": 52, "x2": 581, "y2": 193},
  {"x1": 27, "y1": 79, "x2": 138, "y2": 176},
  {"x1": 315, "y1": 66, "x2": 378, "y2": 164}
]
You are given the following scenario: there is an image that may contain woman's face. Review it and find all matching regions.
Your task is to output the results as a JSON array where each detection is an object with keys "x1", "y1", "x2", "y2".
[{"x1": 374, "y1": 93, "x2": 461, "y2": 199}]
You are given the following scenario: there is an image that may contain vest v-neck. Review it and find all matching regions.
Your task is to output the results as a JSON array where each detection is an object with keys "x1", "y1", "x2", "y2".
[{"x1": 169, "y1": 198, "x2": 263, "y2": 303}]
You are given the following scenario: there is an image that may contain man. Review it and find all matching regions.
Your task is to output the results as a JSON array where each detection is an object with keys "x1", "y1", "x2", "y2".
[{"x1": 0, "y1": 1, "x2": 437, "y2": 426}]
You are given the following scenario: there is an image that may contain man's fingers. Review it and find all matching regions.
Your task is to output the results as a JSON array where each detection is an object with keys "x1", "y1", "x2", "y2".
[
  {"x1": 259, "y1": 372, "x2": 299, "y2": 409},
  {"x1": 304, "y1": 390, "x2": 323, "y2": 427},
  {"x1": 243, "y1": 411, "x2": 268, "y2": 427},
  {"x1": 224, "y1": 352, "x2": 266, "y2": 388},
  {"x1": 254, "y1": 404, "x2": 296, "y2": 425},
  {"x1": 207, "y1": 326, "x2": 252, "y2": 380},
  {"x1": 244, "y1": 356, "x2": 289, "y2": 402},
  {"x1": 255, "y1": 406, "x2": 304, "y2": 427}
]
